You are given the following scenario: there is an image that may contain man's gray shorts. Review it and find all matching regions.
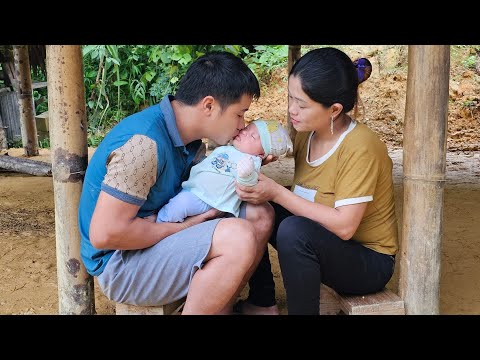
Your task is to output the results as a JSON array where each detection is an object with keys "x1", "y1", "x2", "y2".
[{"x1": 97, "y1": 203, "x2": 247, "y2": 306}]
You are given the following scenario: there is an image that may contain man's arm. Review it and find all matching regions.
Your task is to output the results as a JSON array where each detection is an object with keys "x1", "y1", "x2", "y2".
[
  {"x1": 90, "y1": 191, "x2": 223, "y2": 250},
  {"x1": 89, "y1": 191, "x2": 181, "y2": 250}
]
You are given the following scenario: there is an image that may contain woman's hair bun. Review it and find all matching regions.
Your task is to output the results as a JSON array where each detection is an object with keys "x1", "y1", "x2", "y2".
[{"x1": 353, "y1": 57, "x2": 372, "y2": 84}]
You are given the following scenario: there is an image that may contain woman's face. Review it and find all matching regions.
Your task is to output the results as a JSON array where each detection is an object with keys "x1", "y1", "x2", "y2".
[{"x1": 288, "y1": 75, "x2": 330, "y2": 133}]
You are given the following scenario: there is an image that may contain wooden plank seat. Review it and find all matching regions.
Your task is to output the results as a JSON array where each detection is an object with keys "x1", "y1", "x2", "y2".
[
  {"x1": 319, "y1": 284, "x2": 405, "y2": 315},
  {"x1": 116, "y1": 297, "x2": 186, "y2": 315}
]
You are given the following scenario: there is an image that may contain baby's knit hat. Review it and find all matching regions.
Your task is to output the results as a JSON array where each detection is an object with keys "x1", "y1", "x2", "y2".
[{"x1": 253, "y1": 119, "x2": 293, "y2": 157}]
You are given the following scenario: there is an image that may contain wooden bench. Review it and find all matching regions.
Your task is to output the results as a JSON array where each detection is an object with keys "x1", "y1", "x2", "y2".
[
  {"x1": 116, "y1": 297, "x2": 186, "y2": 315},
  {"x1": 319, "y1": 284, "x2": 405, "y2": 315}
]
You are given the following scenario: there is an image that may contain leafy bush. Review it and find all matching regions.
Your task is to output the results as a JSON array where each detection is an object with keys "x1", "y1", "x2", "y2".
[
  {"x1": 38, "y1": 137, "x2": 50, "y2": 149},
  {"x1": 462, "y1": 55, "x2": 477, "y2": 70},
  {"x1": 243, "y1": 45, "x2": 288, "y2": 81}
]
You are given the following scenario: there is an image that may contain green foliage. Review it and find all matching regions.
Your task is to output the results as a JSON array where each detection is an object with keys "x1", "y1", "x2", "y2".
[
  {"x1": 7, "y1": 137, "x2": 23, "y2": 148},
  {"x1": 462, "y1": 55, "x2": 477, "y2": 70},
  {"x1": 31, "y1": 67, "x2": 48, "y2": 114},
  {"x1": 87, "y1": 132, "x2": 105, "y2": 147},
  {"x1": 243, "y1": 45, "x2": 288, "y2": 81},
  {"x1": 38, "y1": 137, "x2": 50, "y2": 149},
  {"x1": 450, "y1": 45, "x2": 480, "y2": 82},
  {"x1": 9, "y1": 136, "x2": 50, "y2": 149},
  {"x1": 33, "y1": 89, "x2": 48, "y2": 114}
]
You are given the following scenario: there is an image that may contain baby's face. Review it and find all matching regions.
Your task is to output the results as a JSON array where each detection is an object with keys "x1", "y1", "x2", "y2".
[{"x1": 232, "y1": 123, "x2": 265, "y2": 157}]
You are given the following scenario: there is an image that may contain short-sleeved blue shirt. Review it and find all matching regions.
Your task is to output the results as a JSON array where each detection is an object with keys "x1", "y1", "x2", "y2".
[{"x1": 78, "y1": 95, "x2": 201, "y2": 276}]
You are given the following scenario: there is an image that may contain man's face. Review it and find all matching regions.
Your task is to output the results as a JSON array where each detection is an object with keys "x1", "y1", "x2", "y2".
[{"x1": 210, "y1": 94, "x2": 253, "y2": 145}]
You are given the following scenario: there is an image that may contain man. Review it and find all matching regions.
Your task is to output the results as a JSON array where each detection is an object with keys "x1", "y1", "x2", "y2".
[{"x1": 78, "y1": 51, "x2": 274, "y2": 314}]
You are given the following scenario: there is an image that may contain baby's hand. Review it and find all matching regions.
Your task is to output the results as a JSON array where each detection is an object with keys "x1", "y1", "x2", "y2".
[{"x1": 237, "y1": 156, "x2": 255, "y2": 178}]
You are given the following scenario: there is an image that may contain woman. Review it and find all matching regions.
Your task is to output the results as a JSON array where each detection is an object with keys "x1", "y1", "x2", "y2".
[{"x1": 235, "y1": 47, "x2": 398, "y2": 315}]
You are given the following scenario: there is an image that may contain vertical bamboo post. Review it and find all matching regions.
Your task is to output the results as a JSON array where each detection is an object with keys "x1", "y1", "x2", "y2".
[
  {"x1": 287, "y1": 45, "x2": 301, "y2": 147},
  {"x1": 46, "y1": 45, "x2": 94, "y2": 314},
  {"x1": 13, "y1": 45, "x2": 39, "y2": 156},
  {"x1": 399, "y1": 45, "x2": 450, "y2": 315}
]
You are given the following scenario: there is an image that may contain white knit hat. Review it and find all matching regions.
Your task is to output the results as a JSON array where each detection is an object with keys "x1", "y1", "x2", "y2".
[{"x1": 253, "y1": 119, "x2": 293, "y2": 157}]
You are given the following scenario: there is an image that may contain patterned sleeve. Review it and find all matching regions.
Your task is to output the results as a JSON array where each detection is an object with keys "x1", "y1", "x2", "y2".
[{"x1": 101, "y1": 135, "x2": 158, "y2": 206}]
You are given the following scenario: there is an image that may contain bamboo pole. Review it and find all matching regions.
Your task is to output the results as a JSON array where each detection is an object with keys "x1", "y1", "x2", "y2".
[
  {"x1": 13, "y1": 45, "x2": 39, "y2": 156},
  {"x1": 286, "y1": 45, "x2": 301, "y2": 148},
  {"x1": 0, "y1": 154, "x2": 51, "y2": 176},
  {"x1": 399, "y1": 45, "x2": 450, "y2": 315},
  {"x1": 46, "y1": 45, "x2": 94, "y2": 314}
]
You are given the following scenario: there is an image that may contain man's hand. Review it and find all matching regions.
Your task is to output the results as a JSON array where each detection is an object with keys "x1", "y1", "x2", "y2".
[
  {"x1": 143, "y1": 214, "x2": 157, "y2": 223},
  {"x1": 180, "y1": 208, "x2": 225, "y2": 230}
]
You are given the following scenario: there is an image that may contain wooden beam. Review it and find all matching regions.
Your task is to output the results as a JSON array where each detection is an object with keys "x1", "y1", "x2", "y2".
[
  {"x1": 2, "y1": 61, "x2": 18, "y2": 92},
  {"x1": 399, "y1": 45, "x2": 450, "y2": 314},
  {"x1": 0, "y1": 154, "x2": 51, "y2": 176},
  {"x1": 13, "y1": 45, "x2": 39, "y2": 156},
  {"x1": 32, "y1": 81, "x2": 48, "y2": 89},
  {"x1": 46, "y1": 45, "x2": 94, "y2": 314},
  {"x1": 286, "y1": 45, "x2": 301, "y2": 148},
  {"x1": 116, "y1": 297, "x2": 186, "y2": 315}
]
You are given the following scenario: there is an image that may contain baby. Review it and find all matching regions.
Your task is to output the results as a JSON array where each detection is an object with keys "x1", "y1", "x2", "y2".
[{"x1": 156, "y1": 119, "x2": 292, "y2": 222}]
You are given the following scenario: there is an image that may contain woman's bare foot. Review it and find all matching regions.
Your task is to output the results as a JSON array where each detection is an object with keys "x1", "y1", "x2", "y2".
[{"x1": 234, "y1": 300, "x2": 280, "y2": 315}]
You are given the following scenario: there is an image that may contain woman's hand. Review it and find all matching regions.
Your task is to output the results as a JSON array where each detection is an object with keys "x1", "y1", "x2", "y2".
[
  {"x1": 235, "y1": 173, "x2": 278, "y2": 204},
  {"x1": 261, "y1": 154, "x2": 277, "y2": 166}
]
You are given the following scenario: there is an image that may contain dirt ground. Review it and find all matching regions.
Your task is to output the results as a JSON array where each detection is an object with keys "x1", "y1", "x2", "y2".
[{"x1": 1, "y1": 45, "x2": 479, "y2": 314}]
